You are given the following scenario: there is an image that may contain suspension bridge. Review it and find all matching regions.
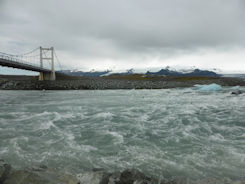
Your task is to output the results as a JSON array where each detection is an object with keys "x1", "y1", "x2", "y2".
[{"x1": 0, "y1": 47, "x2": 63, "y2": 80}]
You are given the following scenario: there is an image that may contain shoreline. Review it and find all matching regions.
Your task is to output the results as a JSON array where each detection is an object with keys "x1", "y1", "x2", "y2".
[
  {"x1": 1, "y1": 161, "x2": 245, "y2": 184},
  {"x1": 0, "y1": 75, "x2": 245, "y2": 90}
]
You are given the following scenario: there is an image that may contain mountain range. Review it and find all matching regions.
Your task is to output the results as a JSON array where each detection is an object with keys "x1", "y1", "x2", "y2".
[
  {"x1": 146, "y1": 68, "x2": 220, "y2": 77},
  {"x1": 59, "y1": 68, "x2": 220, "y2": 77}
]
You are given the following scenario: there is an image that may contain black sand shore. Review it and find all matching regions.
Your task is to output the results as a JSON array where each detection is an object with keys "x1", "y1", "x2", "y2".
[{"x1": 0, "y1": 74, "x2": 245, "y2": 90}]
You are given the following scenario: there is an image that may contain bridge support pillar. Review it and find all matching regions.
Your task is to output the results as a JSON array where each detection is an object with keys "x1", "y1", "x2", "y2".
[
  {"x1": 39, "y1": 72, "x2": 56, "y2": 81},
  {"x1": 39, "y1": 72, "x2": 44, "y2": 81},
  {"x1": 39, "y1": 47, "x2": 56, "y2": 81}
]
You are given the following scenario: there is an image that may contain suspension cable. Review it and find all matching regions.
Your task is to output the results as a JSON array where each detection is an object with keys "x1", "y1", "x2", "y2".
[
  {"x1": 0, "y1": 47, "x2": 40, "y2": 57},
  {"x1": 54, "y1": 49, "x2": 63, "y2": 71}
]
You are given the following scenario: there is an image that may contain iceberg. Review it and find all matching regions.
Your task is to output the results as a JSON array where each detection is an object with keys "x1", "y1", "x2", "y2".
[
  {"x1": 194, "y1": 83, "x2": 222, "y2": 91},
  {"x1": 231, "y1": 86, "x2": 240, "y2": 90}
]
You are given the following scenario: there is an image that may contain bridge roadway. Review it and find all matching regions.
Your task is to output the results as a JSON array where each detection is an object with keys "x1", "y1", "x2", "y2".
[{"x1": 0, "y1": 57, "x2": 51, "y2": 73}]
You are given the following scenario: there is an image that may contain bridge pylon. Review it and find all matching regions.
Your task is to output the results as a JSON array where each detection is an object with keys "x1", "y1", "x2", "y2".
[{"x1": 39, "y1": 47, "x2": 56, "y2": 81}]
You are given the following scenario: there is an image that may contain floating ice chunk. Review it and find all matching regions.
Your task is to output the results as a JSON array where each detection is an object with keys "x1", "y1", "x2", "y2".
[
  {"x1": 194, "y1": 83, "x2": 222, "y2": 91},
  {"x1": 231, "y1": 86, "x2": 240, "y2": 90}
]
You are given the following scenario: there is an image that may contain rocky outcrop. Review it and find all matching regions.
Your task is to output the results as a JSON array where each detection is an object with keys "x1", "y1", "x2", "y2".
[
  {"x1": 1, "y1": 161, "x2": 245, "y2": 184},
  {"x1": 0, "y1": 164, "x2": 11, "y2": 184},
  {"x1": 0, "y1": 162, "x2": 166, "y2": 184},
  {"x1": 231, "y1": 90, "x2": 243, "y2": 95},
  {"x1": 77, "y1": 169, "x2": 172, "y2": 184},
  {"x1": 0, "y1": 161, "x2": 79, "y2": 184},
  {"x1": 4, "y1": 170, "x2": 52, "y2": 184}
]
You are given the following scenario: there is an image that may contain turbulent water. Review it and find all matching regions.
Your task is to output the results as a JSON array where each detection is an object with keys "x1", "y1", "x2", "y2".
[{"x1": 0, "y1": 87, "x2": 245, "y2": 181}]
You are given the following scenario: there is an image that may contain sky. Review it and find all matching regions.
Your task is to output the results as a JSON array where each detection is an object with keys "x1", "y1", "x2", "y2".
[{"x1": 0, "y1": 0, "x2": 245, "y2": 74}]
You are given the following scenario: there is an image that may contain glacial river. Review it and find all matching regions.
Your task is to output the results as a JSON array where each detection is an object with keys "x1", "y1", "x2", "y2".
[{"x1": 0, "y1": 87, "x2": 245, "y2": 181}]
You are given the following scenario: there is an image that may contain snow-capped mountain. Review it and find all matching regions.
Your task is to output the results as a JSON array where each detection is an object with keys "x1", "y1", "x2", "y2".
[
  {"x1": 59, "y1": 67, "x2": 220, "y2": 77},
  {"x1": 59, "y1": 69, "x2": 111, "y2": 77}
]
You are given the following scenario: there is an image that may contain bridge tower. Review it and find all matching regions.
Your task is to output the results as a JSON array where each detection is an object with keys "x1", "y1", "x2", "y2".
[{"x1": 39, "y1": 47, "x2": 56, "y2": 81}]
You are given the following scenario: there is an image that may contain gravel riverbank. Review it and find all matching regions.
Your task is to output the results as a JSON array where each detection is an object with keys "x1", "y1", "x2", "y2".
[{"x1": 0, "y1": 75, "x2": 245, "y2": 90}]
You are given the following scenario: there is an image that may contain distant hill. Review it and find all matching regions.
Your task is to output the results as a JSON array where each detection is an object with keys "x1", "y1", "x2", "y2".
[
  {"x1": 59, "y1": 70, "x2": 111, "y2": 77},
  {"x1": 59, "y1": 69, "x2": 135, "y2": 77},
  {"x1": 59, "y1": 68, "x2": 220, "y2": 77},
  {"x1": 146, "y1": 69, "x2": 220, "y2": 77}
]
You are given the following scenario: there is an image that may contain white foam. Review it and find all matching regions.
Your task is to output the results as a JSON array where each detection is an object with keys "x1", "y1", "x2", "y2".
[
  {"x1": 37, "y1": 120, "x2": 55, "y2": 130},
  {"x1": 81, "y1": 145, "x2": 98, "y2": 152},
  {"x1": 94, "y1": 112, "x2": 114, "y2": 119},
  {"x1": 9, "y1": 137, "x2": 28, "y2": 158},
  {"x1": 209, "y1": 134, "x2": 225, "y2": 142},
  {"x1": 0, "y1": 147, "x2": 9, "y2": 154},
  {"x1": 105, "y1": 131, "x2": 124, "y2": 144}
]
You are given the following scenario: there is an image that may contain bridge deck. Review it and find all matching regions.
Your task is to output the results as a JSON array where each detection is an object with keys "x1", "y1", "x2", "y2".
[{"x1": 0, "y1": 58, "x2": 51, "y2": 73}]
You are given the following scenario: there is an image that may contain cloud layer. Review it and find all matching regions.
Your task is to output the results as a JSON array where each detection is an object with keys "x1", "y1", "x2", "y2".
[{"x1": 1, "y1": 0, "x2": 245, "y2": 72}]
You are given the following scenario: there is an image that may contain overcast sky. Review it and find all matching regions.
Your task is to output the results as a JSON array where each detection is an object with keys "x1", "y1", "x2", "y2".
[{"x1": 1, "y1": 0, "x2": 245, "y2": 73}]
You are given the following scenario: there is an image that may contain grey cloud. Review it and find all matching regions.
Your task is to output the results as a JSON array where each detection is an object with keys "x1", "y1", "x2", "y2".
[{"x1": 1, "y1": 0, "x2": 245, "y2": 62}]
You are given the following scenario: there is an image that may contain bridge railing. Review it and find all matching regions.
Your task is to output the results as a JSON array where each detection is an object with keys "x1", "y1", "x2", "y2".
[{"x1": 0, "y1": 52, "x2": 50, "y2": 71}]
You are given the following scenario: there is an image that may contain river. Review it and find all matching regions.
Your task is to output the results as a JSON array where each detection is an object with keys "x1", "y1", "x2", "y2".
[{"x1": 0, "y1": 87, "x2": 245, "y2": 181}]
